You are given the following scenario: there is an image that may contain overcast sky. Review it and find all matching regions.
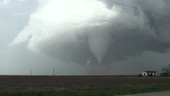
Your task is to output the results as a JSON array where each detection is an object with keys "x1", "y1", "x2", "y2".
[{"x1": 1, "y1": 0, "x2": 170, "y2": 75}]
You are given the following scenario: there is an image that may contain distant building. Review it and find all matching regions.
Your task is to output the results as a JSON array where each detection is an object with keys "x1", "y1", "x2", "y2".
[{"x1": 141, "y1": 71, "x2": 158, "y2": 77}]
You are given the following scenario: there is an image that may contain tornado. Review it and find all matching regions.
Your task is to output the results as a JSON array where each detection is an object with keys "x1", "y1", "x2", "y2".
[{"x1": 88, "y1": 27, "x2": 111, "y2": 64}]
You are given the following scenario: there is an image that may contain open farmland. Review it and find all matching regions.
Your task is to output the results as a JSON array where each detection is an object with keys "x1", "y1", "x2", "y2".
[{"x1": 0, "y1": 75, "x2": 170, "y2": 92}]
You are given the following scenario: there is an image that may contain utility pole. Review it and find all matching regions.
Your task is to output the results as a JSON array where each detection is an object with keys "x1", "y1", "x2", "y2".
[
  {"x1": 53, "y1": 69, "x2": 55, "y2": 77},
  {"x1": 30, "y1": 70, "x2": 32, "y2": 76}
]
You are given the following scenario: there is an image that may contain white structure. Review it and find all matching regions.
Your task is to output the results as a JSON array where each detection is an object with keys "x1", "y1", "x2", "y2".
[{"x1": 141, "y1": 71, "x2": 158, "y2": 77}]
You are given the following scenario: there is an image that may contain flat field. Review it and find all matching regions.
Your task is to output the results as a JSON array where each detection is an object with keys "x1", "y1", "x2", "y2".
[{"x1": 0, "y1": 75, "x2": 170, "y2": 92}]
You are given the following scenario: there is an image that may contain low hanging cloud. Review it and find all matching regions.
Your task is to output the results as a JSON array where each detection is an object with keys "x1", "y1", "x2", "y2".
[{"x1": 11, "y1": 0, "x2": 170, "y2": 66}]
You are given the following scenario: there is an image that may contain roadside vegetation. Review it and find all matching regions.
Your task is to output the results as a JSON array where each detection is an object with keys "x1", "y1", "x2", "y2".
[{"x1": 1, "y1": 85, "x2": 170, "y2": 96}]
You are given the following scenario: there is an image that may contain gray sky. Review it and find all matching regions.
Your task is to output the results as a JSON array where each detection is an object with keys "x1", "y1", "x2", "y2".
[{"x1": 1, "y1": 0, "x2": 170, "y2": 75}]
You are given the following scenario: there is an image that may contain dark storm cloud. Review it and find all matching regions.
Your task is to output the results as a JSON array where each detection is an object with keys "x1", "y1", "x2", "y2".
[
  {"x1": 11, "y1": 0, "x2": 170, "y2": 67},
  {"x1": 101, "y1": 0, "x2": 170, "y2": 64}
]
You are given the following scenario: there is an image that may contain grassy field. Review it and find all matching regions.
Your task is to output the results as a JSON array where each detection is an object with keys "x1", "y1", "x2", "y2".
[
  {"x1": 0, "y1": 76, "x2": 170, "y2": 96},
  {"x1": 1, "y1": 85, "x2": 170, "y2": 96}
]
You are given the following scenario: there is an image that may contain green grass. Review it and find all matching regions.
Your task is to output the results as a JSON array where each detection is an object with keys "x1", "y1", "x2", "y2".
[{"x1": 1, "y1": 85, "x2": 170, "y2": 96}]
